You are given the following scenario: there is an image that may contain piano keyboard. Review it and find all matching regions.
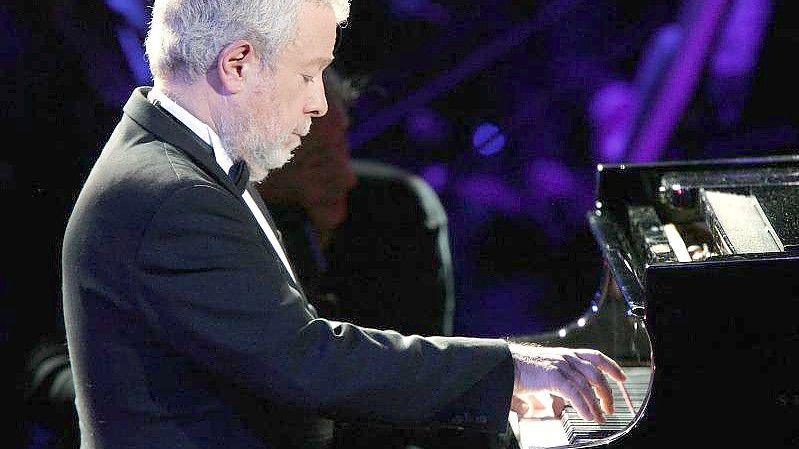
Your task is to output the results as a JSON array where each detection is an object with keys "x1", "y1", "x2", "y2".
[{"x1": 512, "y1": 365, "x2": 651, "y2": 448}]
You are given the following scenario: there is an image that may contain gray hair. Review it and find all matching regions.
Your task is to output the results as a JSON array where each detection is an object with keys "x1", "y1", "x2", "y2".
[{"x1": 145, "y1": 0, "x2": 350, "y2": 83}]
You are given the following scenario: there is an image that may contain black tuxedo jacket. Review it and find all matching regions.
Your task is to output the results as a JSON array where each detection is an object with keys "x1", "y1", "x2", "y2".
[{"x1": 61, "y1": 87, "x2": 514, "y2": 448}]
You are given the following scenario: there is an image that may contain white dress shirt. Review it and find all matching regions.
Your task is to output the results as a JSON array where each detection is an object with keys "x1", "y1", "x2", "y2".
[{"x1": 147, "y1": 88, "x2": 298, "y2": 283}]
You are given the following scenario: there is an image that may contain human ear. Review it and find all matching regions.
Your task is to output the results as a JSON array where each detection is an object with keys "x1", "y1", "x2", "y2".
[{"x1": 216, "y1": 40, "x2": 256, "y2": 94}]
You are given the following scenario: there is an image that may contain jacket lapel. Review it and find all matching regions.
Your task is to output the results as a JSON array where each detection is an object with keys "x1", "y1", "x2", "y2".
[
  {"x1": 122, "y1": 87, "x2": 312, "y2": 309},
  {"x1": 245, "y1": 184, "x2": 309, "y2": 299},
  {"x1": 123, "y1": 87, "x2": 242, "y2": 197}
]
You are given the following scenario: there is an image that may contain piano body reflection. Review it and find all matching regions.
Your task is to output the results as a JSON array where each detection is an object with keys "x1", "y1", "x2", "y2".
[{"x1": 508, "y1": 154, "x2": 799, "y2": 448}]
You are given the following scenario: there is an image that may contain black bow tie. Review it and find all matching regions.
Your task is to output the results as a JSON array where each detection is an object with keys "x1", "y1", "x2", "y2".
[{"x1": 228, "y1": 160, "x2": 250, "y2": 194}]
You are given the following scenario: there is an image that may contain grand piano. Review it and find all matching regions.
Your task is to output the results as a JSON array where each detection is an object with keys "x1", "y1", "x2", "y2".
[{"x1": 507, "y1": 154, "x2": 799, "y2": 448}]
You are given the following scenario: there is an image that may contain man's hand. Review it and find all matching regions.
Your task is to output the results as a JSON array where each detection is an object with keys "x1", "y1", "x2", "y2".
[{"x1": 508, "y1": 343, "x2": 626, "y2": 423}]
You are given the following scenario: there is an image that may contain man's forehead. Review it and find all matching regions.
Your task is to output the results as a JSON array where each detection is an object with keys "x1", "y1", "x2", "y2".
[
  {"x1": 285, "y1": 2, "x2": 338, "y2": 67},
  {"x1": 279, "y1": 43, "x2": 333, "y2": 69}
]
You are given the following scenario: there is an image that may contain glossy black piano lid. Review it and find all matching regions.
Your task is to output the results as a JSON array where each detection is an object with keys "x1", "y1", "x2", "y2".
[{"x1": 585, "y1": 154, "x2": 799, "y2": 447}]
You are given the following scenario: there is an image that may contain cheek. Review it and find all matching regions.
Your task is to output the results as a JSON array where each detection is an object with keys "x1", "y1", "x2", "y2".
[
  {"x1": 275, "y1": 96, "x2": 308, "y2": 133},
  {"x1": 259, "y1": 80, "x2": 303, "y2": 132}
]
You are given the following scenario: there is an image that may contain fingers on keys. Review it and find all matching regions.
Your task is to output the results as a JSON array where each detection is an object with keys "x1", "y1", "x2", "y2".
[
  {"x1": 558, "y1": 349, "x2": 627, "y2": 422},
  {"x1": 554, "y1": 362, "x2": 604, "y2": 423},
  {"x1": 563, "y1": 353, "x2": 615, "y2": 415},
  {"x1": 574, "y1": 349, "x2": 627, "y2": 382}
]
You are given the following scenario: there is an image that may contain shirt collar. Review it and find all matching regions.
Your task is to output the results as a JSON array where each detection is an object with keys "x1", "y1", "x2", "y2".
[{"x1": 147, "y1": 88, "x2": 235, "y2": 176}]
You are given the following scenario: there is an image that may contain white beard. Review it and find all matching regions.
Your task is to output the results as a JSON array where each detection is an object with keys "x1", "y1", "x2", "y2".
[{"x1": 217, "y1": 102, "x2": 303, "y2": 182}]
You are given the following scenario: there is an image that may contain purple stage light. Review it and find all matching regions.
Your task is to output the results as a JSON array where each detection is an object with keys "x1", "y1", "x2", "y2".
[
  {"x1": 629, "y1": 0, "x2": 731, "y2": 162},
  {"x1": 524, "y1": 158, "x2": 576, "y2": 198},
  {"x1": 472, "y1": 123, "x2": 506, "y2": 156},
  {"x1": 588, "y1": 81, "x2": 637, "y2": 163},
  {"x1": 708, "y1": 0, "x2": 772, "y2": 128},
  {"x1": 404, "y1": 107, "x2": 449, "y2": 147},
  {"x1": 455, "y1": 173, "x2": 521, "y2": 214},
  {"x1": 419, "y1": 163, "x2": 449, "y2": 192},
  {"x1": 711, "y1": 0, "x2": 771, "y2": 78}
]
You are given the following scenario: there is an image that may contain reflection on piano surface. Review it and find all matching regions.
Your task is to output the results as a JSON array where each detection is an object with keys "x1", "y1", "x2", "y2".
[{"x1": 506, "y1": 155, "x2": 799, "y2": 448}]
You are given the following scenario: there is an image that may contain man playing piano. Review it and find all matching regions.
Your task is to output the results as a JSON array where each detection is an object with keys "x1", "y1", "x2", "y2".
[{"x1": 60, "y1": 1, "x2": 627, "y2": 448}]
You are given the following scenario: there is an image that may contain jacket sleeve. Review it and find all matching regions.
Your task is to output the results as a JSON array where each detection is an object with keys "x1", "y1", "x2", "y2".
[{"x1": 135, "y1": 183, "x2": 514, "y2": 432}]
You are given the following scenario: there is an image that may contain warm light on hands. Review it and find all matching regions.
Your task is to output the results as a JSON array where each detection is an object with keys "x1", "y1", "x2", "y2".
[{"x1": 508, "y1": 343, "x2": 627, "y2": 424}]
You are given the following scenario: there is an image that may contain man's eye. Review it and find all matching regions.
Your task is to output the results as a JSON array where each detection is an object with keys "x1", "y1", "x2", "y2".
[{"x1": 302, "y1": 74, "x2": 315, "y2": 83}]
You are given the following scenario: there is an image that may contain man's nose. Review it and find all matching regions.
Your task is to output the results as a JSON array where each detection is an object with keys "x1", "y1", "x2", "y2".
[{"x1": 307, "y1": 82, "x2": 328, "y2": 118}]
